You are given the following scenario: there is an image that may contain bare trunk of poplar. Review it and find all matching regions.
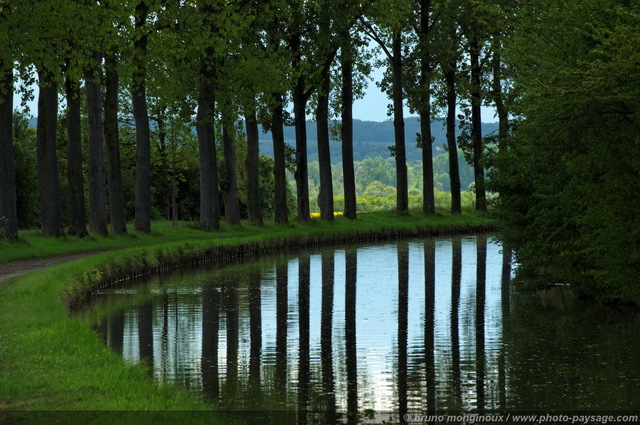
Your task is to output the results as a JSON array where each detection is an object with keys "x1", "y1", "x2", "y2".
[
  {"x1": 85, "y1": 51, "x2": 108, "y2": 235},
  {"x1": 36, "y1": 70, "x2": 64, "y2": 236},
  {"x1": 445, "y1": 63, "x2": 462, "y2": 214},
  {"x1": 132, "y1": 1, "x2": 151, "y2": 233},
  {"x1": 0, "y1": 63, "x2": 17, "y2": 240},
  {"x1": 392, "y1": 31, "x2": 409, "y2": 215},
  {"x1": 271, "y1": 93, "x2": 289, "y2": 224},
  {"x1": 470, "y1": 36, "x2": 487, "y2": 212},
  {"x1": 341, "y1": 41, "x2": 357, "y2": 220},
  {"x1": 420, "y1": 0, "x2": 436, "y2": 214},
  {"x1": 65, "y1": 77, "x2": 88, "y2": 237},
  {"x1": 222, "y1": 117, "x2": 240, "y2": 225},
  {"x1": 244, "y1": 109, "x2": 263, "y2": 225},
  {"x1": 492, "y1": 48, "x2": 509, "y2": 151},
  {"x1": 316, "y1": 65, "x2": 334, "y2": 221},
  {"x1": 292, "y1": 32, "x2": 310, "y2": 222},
  {"x1": 104, "y1": 54, "x2": 127, "y2": 234},
  {"x1": 196, "y1": 72, "x2": 220, "y2": 231}
]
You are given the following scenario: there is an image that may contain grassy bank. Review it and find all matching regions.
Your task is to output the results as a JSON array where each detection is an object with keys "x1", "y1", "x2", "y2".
[
  {"x1": 0, "y1": 210, "x2": 490, "y2": 265},
  {"x1": 0, "y1": 211, "x2": 493, "y2": 424}
]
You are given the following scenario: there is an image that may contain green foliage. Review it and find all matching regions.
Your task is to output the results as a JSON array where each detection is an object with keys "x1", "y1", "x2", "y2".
[
  {"x1": 6, "y1": 0, "x2": 503, "y2": 242},
  {"x1": 433, "y1": 149, "x2": 475, "y2": 191},
  {"x1": 303, "y1": 150, "x2": 484, "y2": 213},
  {"x1": 217, "y1": 131, "x2": 279, "y2": 220},
  {"x1": 492, "y1": 0, "x2": 640, "y2": 302},
  {"x1": 356, "y1": 156, "x2": 396, "y2": 190},
  {"x1": 148, "y1": 102, "x2": 201, "y2": 221},
  {"x1": 13, "y1": 111, "x2": 39, "y2": 228}
]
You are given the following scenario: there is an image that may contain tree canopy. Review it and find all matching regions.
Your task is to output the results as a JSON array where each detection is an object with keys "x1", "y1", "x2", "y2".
[
  {"x1": 490, "y1": 0, "x2": 640, "y2": 301},
  {"x1": 8, "y1": 0, "x2": 640, "y2": 306}
]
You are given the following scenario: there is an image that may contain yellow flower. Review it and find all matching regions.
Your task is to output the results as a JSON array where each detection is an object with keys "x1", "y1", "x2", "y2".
[{"x1": 310, "y1": 212, "x2": 344, "y2": 218}]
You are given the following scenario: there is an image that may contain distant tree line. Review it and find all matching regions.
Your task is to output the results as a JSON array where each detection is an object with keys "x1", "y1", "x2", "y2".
[
  {"x1": 257, "y1": 117, "x2": 499, "y2": 161},
  {"x1": 0, "y1": 0, "x2": 514, "y2": 239}
]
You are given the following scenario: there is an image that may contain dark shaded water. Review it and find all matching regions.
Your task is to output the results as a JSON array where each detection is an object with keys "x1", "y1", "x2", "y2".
[{"x1": 82, "y1": 236, "x2": 640, "y2": 423}]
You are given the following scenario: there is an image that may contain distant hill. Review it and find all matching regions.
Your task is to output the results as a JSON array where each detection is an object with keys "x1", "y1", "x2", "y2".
[
  {"x1": 258, "y1": 117, "x2": 499, "y2": 161},
  {"x1": 28, "y1": 116, "x2": 498, "y2": 161}
]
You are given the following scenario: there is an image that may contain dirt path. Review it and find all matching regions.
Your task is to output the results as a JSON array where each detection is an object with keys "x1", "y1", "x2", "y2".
[{"x1": 0, "y1": 253, "x2": 97, "y2": 284}]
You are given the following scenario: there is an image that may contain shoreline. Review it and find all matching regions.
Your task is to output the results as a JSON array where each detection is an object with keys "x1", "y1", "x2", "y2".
[
  {"x1": 0, "y1": 214, "x2": 494, "y2": 423},
  {"x1": 67, "y1": 222, "x2": 495, "y2": 312}
]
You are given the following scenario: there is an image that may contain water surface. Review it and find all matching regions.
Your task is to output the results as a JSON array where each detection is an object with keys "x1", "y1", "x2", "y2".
[{"x1": 83, "y1": 236, "x2": 640, "y2": 422}]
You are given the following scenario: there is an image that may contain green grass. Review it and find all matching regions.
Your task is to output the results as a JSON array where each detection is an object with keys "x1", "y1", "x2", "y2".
[
  {"x1": 0, "y1": 220, "x2": 255, "y2": 264},
  {"x1": 0, "y1": 211, "x2": 493, "y2": 424},
  {"x1": 0, "y1": 209, "x2": 490, "y2": 265}
]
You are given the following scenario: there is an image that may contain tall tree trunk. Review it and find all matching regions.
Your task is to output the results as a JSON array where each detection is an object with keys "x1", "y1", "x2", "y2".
[
  {"x1": 104, "y1": 53, "x2": 127, "y2": 234},
  {"x1": 196, "y1": 68, "x2": 220, "y2": 231},
  {"x1": 65, "y1": 77, "x2": 88, "y2": 237},
  {"x1": 197, "y1": 2, "x2": 221, "y2": 231},
  {"x1": 132, "y1": 0, "x2": 151, "y2": 233},
  {"x1": 171, "y1": 172, "x2": 177, "y2": 227},
  {"x1": 36, "y1": 70, "x2": 64, "y2": 236},
  {"x1": 420, "y1": 0, "x2": 436, "y2": 214},
  {"x1": 271, "y1": 92, "x2": 289, "y2": 224},
  {"x1": 156, "y1": 116, "x2": 170, "y2": 219},
  {"x1": 222, "y1": 116, "x2": 240, "y2": 225},
  {"x1": 170, "y1": 143, "x2": 178, "y2": 226},
  {"x1": 341, "y1": 41, "x2": 357, "y2": 220},
  {"x1": 292, "y1": 32, "x2": 310, "y2": 222},
  {"x1": 244, "y1": 109, "x2": 263, "y2": 226},
  {"x1": 492, "y1": 47, "x2": 509, "y2": 151},
  {"x1": 293, "y1": 80, "x2": 310, "y2": 221},
  {"x1": 445, "y1": 64, "x2": 461, "y2": 214},
  {"x1": 420, "y1": 110, "x2": 435, "y2": 213},
  {"x1": 0, "y1": 62, "x2": 18, "y2": 240},
  {"x1": 85, "y1": 51, "x2": 108, "y2": 235},
  {"x1": 392, "y1": 31, "x2": 409, "y2": 215},
  {"x1": 470, "y1": 35, "x2": 487, "y2": 212},
  {"x1": 316, "y1": 64, "x2": 334, "y2": 221}
]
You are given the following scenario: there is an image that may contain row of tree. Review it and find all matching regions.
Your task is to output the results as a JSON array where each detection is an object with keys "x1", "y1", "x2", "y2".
[
  {"x1": 11, "y1": 107, "x2": 480, "y2": 229},
  {"x1": 0, "y1": 0, "x2": 514, "y2": 240}
]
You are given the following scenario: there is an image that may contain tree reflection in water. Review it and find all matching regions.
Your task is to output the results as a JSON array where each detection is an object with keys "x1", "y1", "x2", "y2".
[
  {"x1": 424, "y1": 239, "x2": 436, "y2": 414},
  {"x1": 345, "y1": 247, "x2": 358, "y2": 425},
  {"x1": 201, "y1": 281, "x2": 219, "y2": 401},
  {"x1": 90, "y1": 236, "x2": 640, "y2": 422}
]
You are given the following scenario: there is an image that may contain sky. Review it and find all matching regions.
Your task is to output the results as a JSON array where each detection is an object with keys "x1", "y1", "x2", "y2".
[{"x1": 352, "y1": 65, "x2": 498, "y2": 122}]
